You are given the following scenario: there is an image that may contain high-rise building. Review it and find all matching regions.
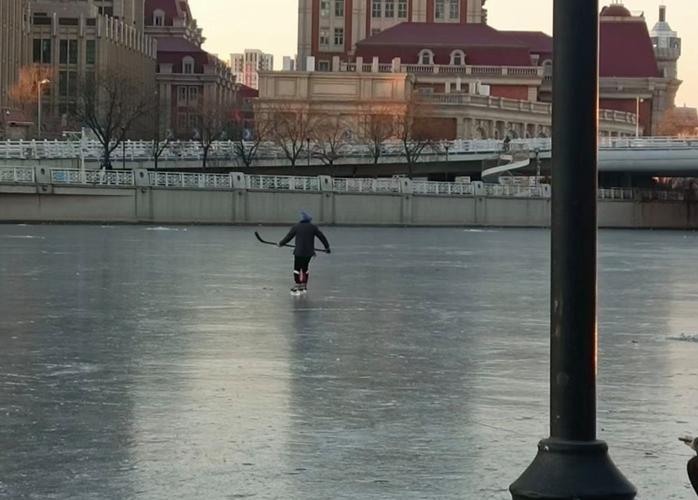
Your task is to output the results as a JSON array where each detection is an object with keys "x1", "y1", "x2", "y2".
[
  {"x1": 297, "y1": 0, "x2": 486, "y2": 70},
  {"x1": 92, "y1": 0, "x2": 146, "y2": 30},
  {"x1": 230, "y1": 49, "x2": 274, "y2": 89},
  {"x1": 28, "y1": 0, "x2": 157, "y2": 122},
  {"x1": 0, "y1": 0, "x2": 30, "y2": 111}
]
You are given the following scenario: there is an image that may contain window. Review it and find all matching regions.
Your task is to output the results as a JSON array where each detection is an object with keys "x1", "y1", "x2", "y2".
[
  {"x1": 177, "y1": 87, "x2": 188, "y2": 105},
  {"x1": 418, "y1": 49, "x2": 434, "y2": 65},
  {"x1": 398, "y1": 0, "x2": 408, "y2": 17},
  {"x1": 33, "y1": 39, "x2": 52, "y2": 63},
  {"x1": 371, "y1": 28, "x2": 381, "y2": 36},
  {"x1": 182, "y1": 56, "x2": 195, "y2": 74},
  {"x1": 542, "y1": 59, "x2": 553, "y2": 76},
  {"x1": 319, "y1": 29, "x2": 330, "y2": 46},
  {"x1": 334, "y1": 28, "x2": 344, "y2": 46},
  {"x1": 59, "y1": 39, "x2": 78, "y2": 65},
  {"x1": 385, "y1": 0, "x2": 394, "y2": 17},
  {"x1": 187, "y1": 87, "x2": 199, "y2": 105},
  {"x1": 32, "y1": 14, "x2": 51, "y2": 25},
  {"x1": 153, "y1": 9, "x2": 165, "y2": 26},
  {"x1": 320, "y1": 0, "x2": 330, "y2": 16},
  {"x1": 59, "y1": 71, "x2": 68, "y2": 96},
  {"x1": 435, "y1": 0, "x2": 445, "y2": 19},
  {"x1": 450, "y1": 50, "x2": 465, "y2": 66},
  {"x1": 372, "y1": 0, "x2": 381, "y2": 18},
  {"x1": 58, "y1": 70, "x2": 78, "y2": 97},
  {"x1": 335, "y1": 0, "x2": 344, "y2": 17},
  {"x1": 449, "y1": 0, "x2": 459, "y2": 19},
  {"x1": 318, "y1": 61, "x2": 331, "y2": 71},
  {"x1": 86, "y1": 40, "x2": 96, "y2": 65}
]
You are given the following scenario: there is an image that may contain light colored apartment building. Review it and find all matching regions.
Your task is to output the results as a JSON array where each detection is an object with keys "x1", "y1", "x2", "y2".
[
  {"x1": 230, "y1": 49, "x2": 274, "y2": 90},
  {"x1": 91, "y1": 0, "x2": 146, "y2": 30},
  {"x1": 29, "y1": 0, "x2": 157, "y2": 123}
]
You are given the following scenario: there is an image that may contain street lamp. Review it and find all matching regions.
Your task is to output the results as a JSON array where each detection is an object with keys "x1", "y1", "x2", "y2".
[
  {"x1": 37, "y1": 79, "x2": 50, "y2": 138},
  {"x1": 510, "y1": 0, "x2": 635, "y2": 497},
  {"x1": 306, "y1": 136, "x2": 311, "y2": 167},
  {"x1": 1, "y1": 109, "x2": 10, "y2": 139},
  {"x1": 635, "y1": 97, "x2": 645, "y2": 138}
]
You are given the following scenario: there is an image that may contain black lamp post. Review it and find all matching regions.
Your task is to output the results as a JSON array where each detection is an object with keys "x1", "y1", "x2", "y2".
[
  {"x1": 121, "y1": 127, "x2": 126, "y2": 170},
  {"x1": 306, "y1": 136, "x2": 311, "y2": 168},
  {"x1": 509, "y1": 0, "x2": 636, "y2": 498}
]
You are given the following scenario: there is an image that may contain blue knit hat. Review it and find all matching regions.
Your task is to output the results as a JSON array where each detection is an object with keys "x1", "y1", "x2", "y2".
[{"x1": 300, "y1": 210, "x2": 312, "y2": 222}]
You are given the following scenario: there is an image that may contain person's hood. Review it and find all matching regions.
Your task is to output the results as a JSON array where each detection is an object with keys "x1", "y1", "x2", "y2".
[{"x1": 300, "y1": 210, "x2": 312, "y2": 223}]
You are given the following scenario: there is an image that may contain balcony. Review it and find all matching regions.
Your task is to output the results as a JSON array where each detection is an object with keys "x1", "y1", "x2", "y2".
[{"x1": 339, "y1": 61, "x2": 544, "y2": 79}]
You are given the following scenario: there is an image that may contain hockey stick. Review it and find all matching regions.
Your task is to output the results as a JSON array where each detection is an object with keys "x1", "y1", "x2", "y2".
[{"x1": 254, "y1": 231, "x2": 330, "y2": 253}]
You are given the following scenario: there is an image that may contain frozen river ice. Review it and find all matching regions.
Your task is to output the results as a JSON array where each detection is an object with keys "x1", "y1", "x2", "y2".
[{"x1": 0, "y1": 225, "x2": 697, "y2": 499}]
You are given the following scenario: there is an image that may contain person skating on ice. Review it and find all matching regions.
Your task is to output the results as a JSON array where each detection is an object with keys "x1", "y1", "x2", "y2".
[{"x1": 278, "y1": 211, "x2": 330, "y2": 293}]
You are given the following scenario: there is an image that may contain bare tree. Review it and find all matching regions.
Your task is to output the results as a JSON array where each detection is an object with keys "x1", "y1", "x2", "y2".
[
  {"x1": 394, "y1": 98, "x2": 431, "y2": 175},
  {"x1": 269, "y1": 106, "x2": 314, "y2": 167},
  {"x1": 195, "y1": 98, "x2": 231, "y2": 168},
  {"x1": 229, "y1": 105, "x2": 272, "y2": 167},
  {"x1": 311, "y1": 115, "x2": 350, "y2": 166},
  {"x1": 358, "y1": 111, "x2": 394, "y2": 165},
  {"x1": 74, "y1": 67, "x2": 155, "y2": 169},
  {"x1": 146, "y1": 92, "x2": 172, "y2": 170},
  {"x1": 656, "y1": 107, "x2": 698, "y2": 137}
]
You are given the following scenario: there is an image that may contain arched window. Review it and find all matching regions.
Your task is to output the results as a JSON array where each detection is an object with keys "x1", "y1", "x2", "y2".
[
  {"x1": 182, "y1": 56, "x2": 195, "y2": 74},
  {"x1": 450, "y1": 50, "x2": 465, "y2": 66},
  {"x1": 542, "y1": 59, "x2": 553, "y2": 76},
  {"x1": 418, "y1": 49, "x2": 434, "y2": 65},
  {"x1": 153, "y1": 9, "x2": 165, "y2": 26}
]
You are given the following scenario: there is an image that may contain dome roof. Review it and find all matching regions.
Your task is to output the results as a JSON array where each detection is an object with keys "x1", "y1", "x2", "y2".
[{"x1": 601, "y1": 4, "x2": 632, "y2": 17}]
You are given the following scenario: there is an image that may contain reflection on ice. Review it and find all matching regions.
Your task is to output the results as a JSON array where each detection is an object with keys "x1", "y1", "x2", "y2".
[{"x1": 0, "y1": 225, "x2": 696, "y2": 499}]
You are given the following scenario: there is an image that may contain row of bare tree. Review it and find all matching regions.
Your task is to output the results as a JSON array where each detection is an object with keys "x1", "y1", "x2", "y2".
[
  {"x1": 252, "y1": 100, "x2": 450, "y2": 172},
  {"x1": 7, "y1": 64, "x2": 451, "y2": 170}
]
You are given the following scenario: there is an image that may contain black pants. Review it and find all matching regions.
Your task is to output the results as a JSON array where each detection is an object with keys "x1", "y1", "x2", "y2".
[{"x1": 294, "y1": 256, "x2": 312, "y2": 284}]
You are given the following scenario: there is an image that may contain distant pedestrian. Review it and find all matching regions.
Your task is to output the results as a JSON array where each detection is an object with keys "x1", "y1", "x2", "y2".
[
  {"x1": 278, "y1": 211, "x2": 331, "y2": 293},
  {"x1": 503, "y1": 135, "x2": 512, "y2": 152}
]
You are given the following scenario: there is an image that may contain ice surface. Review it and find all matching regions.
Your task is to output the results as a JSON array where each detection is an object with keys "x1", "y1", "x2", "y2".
[{"x1": 0, "y1": 225, "x2": 696, "y2": 499}]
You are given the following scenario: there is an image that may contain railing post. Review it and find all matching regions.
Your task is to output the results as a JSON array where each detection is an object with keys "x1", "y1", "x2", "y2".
[{"x1": 510, "y1": 0, "x2": 635, "y2": 497}]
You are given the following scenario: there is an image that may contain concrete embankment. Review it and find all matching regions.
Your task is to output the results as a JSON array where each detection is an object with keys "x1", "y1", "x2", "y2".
[{"x1": 1, "y1": 181, "x2": 696, "y2": 229}]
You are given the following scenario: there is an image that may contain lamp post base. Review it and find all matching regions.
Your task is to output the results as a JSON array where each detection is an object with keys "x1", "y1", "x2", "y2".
[{"x1": 510, "y1": 439, "x2": 636, "y2": 499}]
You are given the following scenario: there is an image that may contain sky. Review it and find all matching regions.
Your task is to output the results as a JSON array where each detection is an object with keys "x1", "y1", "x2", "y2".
[{"x1": 191, "y1": 0, "x2": 697, "y2": 106}]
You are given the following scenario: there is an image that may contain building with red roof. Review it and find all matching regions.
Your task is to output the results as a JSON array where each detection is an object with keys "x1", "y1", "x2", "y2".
[
  {"x1": 144, "y1": 0, "x2": 238, "y2": 138},
  {"x1": 257, "y1": 1, "x2": 684, "y2": 144},
  {"x1": 598, "y1": 3, "x2": 680, "y2": 135},
  {"x1": 293, "y1": 1, "x2": 680, "y2": 135},
  {"x1": 298, "y1": 0, "x2": 487, "y2": 71}
]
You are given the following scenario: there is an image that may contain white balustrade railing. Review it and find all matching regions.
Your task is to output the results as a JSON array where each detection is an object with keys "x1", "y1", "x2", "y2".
[
  {"x1": 598, "y1": 187, "x2": 685, "y2": 202},
  {"x1": 333, "y1": 177, "x2": 401, "y2": 193},
  {"x1": 148, "y1": 172, "x2": 233, "y2": 189},
  {"x1": 338, "y1": 62, "x2": 544, "y2": 78},
  {"x1": 246, "y1": 175, "x2": 320, "y2": 191},
  {"x1": 2, "y1": 167, "x2": 689, "y2": 202},
  {"x1": 1, "y1": 137, "x2": 695, "y2": 163},
  {"x1": 0, "y1": 167, "x2": 35, "y2": 184},
  {"x1": 483, "y1": 183, "x2": 547, "y2": 198},
  {"x1": 50, "y1": 169, "x2": 134, "y2": 186},
  {"x1": 413, "y1": 181, "x2": 475, "y2": 196}
]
